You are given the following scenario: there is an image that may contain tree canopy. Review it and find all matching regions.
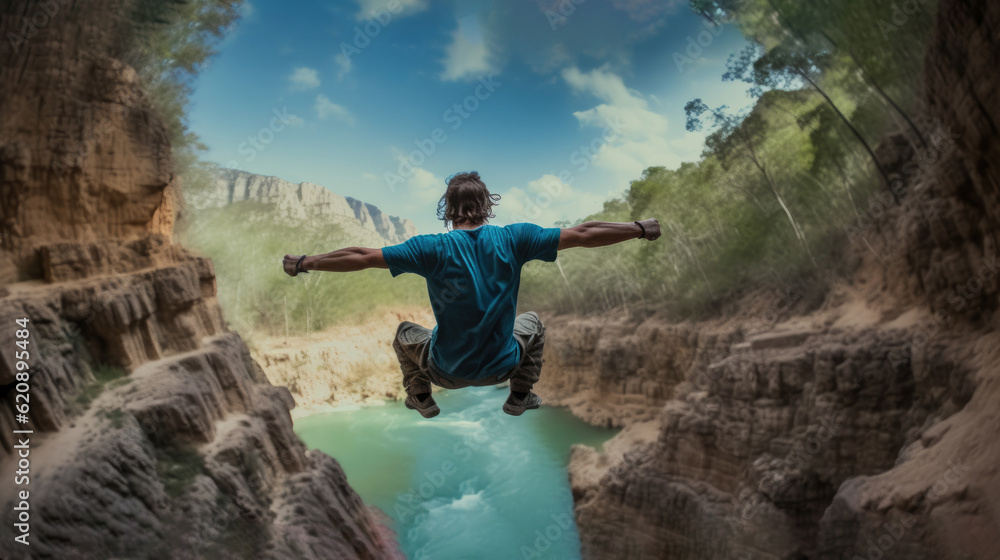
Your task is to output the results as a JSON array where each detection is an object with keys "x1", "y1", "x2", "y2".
[{"x1": 520, "y1": 0, "x2": 938, "y2": 318}]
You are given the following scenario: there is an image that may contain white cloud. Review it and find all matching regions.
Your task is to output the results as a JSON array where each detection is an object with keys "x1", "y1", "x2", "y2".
[
  {"x1": 288, "y1": 67, "x2": 320, "y2": 91},
  {"x1": 563, "y1": 66, "x2": 668, "y2": 136},
  {"x1": 669, "y1": 130, "x2": 709, "y2": 163},
  {"x1": 315, "y1": 94, "x2": 355, "y2": 125},
  {"x1": 407, "y1": 167, "x2": 445, "y2": 204},
  {"x1": 561, "y1": 66, "x2": 679, "y2": 180},
  {"x1": 499, "y1": 174, "x2": 606, "y2": 227},
  {"x1": 385, "y1": 147, "x2": 445, "y2": 202},
  {"x1": 240, "y1": 1, "x2": 256, "y2": 18},
  {"x1": 335, "y1": 52, "x2": 352, "y2": 80},
  {"x1": 380, "y1": 153, "x2": 446, "y2": 232},
  {"x1": 286, "y1": 114, "x2": 305, "y2": 126},
  {"x1": 440, "y1": 16, "x2": 498, "y2": 81},
  {"x1": 355, "y1": 0, "x2": 427, "y2": 20}
]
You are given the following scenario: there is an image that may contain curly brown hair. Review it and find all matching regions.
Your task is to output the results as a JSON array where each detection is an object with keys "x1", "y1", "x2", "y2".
[{"x1": 436, "y1": 171, "x2": 501, "y2": 227}]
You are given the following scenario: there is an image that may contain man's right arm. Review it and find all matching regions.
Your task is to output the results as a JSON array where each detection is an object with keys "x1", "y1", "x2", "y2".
[{"x1": 558, "y1": 218, "x2": 661, "y2": 250}]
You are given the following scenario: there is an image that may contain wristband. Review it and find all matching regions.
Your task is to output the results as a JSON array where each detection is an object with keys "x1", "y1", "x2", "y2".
[
  {"x1": 634, "y1": 221, "x2": 645, "y2": 239},
  {"x1": 296, "y1": 255, "x2": 310, "y2": 275}
]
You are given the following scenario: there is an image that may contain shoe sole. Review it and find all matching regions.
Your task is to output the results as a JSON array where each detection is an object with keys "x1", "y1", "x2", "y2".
[
  {"x1": 502, "y1": 401, "x2": 541, "y2": 416},
  {"x1": 405, "y1": 400, "x2": 440, "y2": 418}
]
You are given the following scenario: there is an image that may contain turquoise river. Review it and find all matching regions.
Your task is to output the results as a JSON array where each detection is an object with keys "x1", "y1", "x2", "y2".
[{"x1": 294, "y1": 386, "x2": 618, "y2": 560}]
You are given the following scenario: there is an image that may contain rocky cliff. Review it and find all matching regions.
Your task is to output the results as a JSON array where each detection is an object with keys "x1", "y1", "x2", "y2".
[
  {"x1": 543, "y1": 0, "x2": 1000, "y2": 558},
  {"x1": 0, "y1": 1, "x2": 399, "y2": 558},
  {"x1": 192, "y1": 169, "x2": 418, "y2": 247}
]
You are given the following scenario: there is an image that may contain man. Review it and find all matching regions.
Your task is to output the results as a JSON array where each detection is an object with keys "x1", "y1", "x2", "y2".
[{"x1": 283, "y1": 171, "x2": 660, "y2": 418}]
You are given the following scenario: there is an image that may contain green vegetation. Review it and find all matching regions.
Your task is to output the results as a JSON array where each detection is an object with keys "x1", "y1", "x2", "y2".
[
  {"x1": 100, "y1": 408, "x2": 128, "y2": 429},
  {"x1": 181, "y1": 201, "x2": 428, "y2": 336},
  {"x1": 156, "y1": 443, "x2": 206, "y2": 498},
  {"x1": 120, "y1": 0, "x2": 428, "y2": 337},
  {"x1": 123, "y1": 0, "x2": 244, "y2": 182},
  {"x1": 521, "y1": 0, "x2": 938, "y2": 317},
  {"x1": 75, "y1": 365, "x2": 129, "y2": 409},
  {"x1": 137, "y1": 0, "x2": 939, "y2": 323}
]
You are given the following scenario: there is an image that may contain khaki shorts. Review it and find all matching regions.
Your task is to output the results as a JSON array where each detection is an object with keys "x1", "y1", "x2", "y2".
[{"x1": 392, "y1": 311, "x2": 545, "y2": 395}]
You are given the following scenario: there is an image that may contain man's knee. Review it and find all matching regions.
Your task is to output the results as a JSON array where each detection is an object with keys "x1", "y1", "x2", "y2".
[
  {"x1": 396, "y1": 321, "x2": 413, "y2": 338},
  {"x1": 396, "y1": 321, "x2": 426, "y2": 345},
  {"x1": 393, "y1": 322, "x2": 417, "y2": 357}
]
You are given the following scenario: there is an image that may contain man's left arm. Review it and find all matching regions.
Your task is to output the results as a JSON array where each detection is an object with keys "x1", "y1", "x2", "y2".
[{"x1": 283, "y1": 247, "x2": 387, "y2": 276}]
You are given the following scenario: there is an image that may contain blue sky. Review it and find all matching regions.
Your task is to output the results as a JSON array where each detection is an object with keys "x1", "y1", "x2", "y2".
[{"x1": 188, "y1": 0, "x2": 755, "y2": 235}]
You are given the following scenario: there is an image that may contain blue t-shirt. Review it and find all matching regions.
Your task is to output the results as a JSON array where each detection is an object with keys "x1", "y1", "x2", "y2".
[{"x1": 381, "y1": 223, "x2": 561, "y2": 381}]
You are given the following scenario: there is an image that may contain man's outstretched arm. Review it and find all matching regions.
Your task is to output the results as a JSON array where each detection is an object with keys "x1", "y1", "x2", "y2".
[
  {"x1": 282, "y1": 247, "x2": 387, "y2": 276},
  {"x1": 558, "y1": 218, "x2": 661, "y2": 250}
]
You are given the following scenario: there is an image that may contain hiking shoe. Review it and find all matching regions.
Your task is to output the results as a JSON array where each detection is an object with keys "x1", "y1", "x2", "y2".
[
  {"x1": 405, "y1": 394, "x2": 440, "y2": 418},
  {"x1": 502, "y1": 391, "x2": 542, "y2": 416}
]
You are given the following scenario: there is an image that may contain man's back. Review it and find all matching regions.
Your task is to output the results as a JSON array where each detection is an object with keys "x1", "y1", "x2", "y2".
[
  {"x1": 381, "y1": 223, "x2": 560, "y2": 380},
  {"x1": 282, "y1": 169, "x2": 659, "y2": 417}
]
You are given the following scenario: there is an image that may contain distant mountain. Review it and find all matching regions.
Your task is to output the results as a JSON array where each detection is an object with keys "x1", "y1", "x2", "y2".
[{"x1": 191, "y1": 169, "x2": 418, "y2": 246}]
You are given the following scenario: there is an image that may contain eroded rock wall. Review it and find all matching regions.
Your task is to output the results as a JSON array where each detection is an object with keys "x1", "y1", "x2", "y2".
[
  {"x1": 0, "y1": 0, "x2": 177, "y2": 283},
  {"x1": 555, "y1": 0, "x2": 1000, "y2": 558},
  {"x1": 0, "y1": 1, "x2": 400, "y2": 558}
]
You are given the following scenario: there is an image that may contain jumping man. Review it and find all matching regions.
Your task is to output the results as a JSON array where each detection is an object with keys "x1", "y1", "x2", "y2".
[{"x1": 283, "y1": 171, "x2": 661, "y2": 418}]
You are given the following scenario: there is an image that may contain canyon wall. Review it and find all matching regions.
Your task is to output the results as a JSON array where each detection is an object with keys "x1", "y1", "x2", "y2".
[
  {"x1": 542, "y1": 0, "x2": 1000, "y2": 558},
  {"x1": 0, "y1": 1, "x2": 399, "y2": 558}
]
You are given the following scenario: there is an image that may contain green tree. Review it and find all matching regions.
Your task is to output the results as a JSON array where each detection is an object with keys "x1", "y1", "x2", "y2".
[
  {"x1": 686, "y1": 98, "x2": 817, "y2": 267},
  {"x1": 124, "y1": 0, "x2": 245, "y2": 178},
  {"x1": 722, "y1": 42, "x2": 894, "y2": 196}
]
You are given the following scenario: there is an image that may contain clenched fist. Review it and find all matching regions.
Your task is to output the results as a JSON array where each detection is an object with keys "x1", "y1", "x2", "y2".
[{"x1": 637, "y1": 218, "x2": 661, "y2": 241}]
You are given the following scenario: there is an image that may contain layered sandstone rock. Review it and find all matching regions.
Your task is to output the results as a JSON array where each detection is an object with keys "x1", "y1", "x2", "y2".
[
  {"x1": 559, "y1": 305, "x2": 980, "y2": 559},
  {"x1": 252, "y1": 308, "x2": 435, "y2": 415},
  {"x1": 535, "y1": 313, "x2": 738, "y2": 428},
  {"x1": 0, "y1": 1, "x2": 400, "y2": 558},
  {"x1": 0, "y1": 2, "x2": 176, "y2": 283},
  {"x1": 812, "y1": 0, "x2": 1000, "y2": 557},
  {"x1": 554, "y1": 0, "x2": 1000, "y2": 557}
]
